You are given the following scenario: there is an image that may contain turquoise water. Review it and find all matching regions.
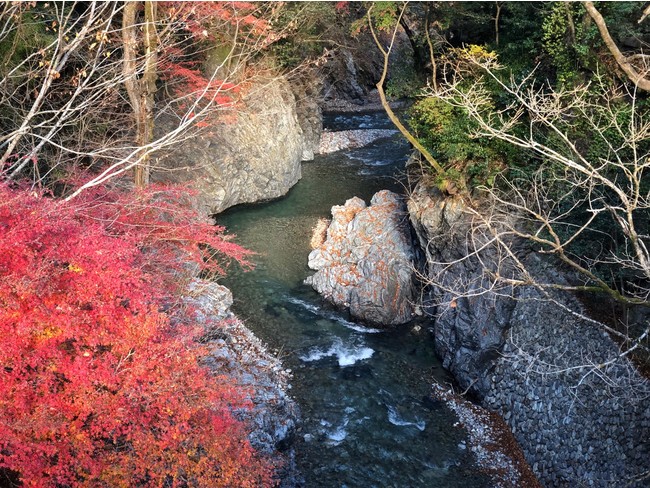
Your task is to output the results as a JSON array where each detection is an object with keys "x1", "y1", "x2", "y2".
[{"x1": 216, "y1": 113, "x2": 490, "y2": 487}]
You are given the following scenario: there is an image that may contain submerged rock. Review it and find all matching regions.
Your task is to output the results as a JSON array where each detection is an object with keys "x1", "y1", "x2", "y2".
[{"x1": 305, "y1": 190, "x2": 417, "y2": 326}]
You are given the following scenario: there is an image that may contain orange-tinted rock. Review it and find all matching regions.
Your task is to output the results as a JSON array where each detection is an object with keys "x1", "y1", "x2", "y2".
[{"x1": 306, "y1": 190, "x2": 417, "y2": 326}]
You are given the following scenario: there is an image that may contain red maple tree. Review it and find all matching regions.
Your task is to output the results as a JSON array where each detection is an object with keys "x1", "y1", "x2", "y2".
[{"x1": 0, "y1": 183, "x2": 273, "y2": 487}]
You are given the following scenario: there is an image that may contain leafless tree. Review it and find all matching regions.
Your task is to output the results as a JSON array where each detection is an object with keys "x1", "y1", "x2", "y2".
[
  {"x1": 584, "y1": 1, "x2": 650, "y2": 93},
  {"x1": 0, "y1": 1, "x2": 288, "y2": 197},
  {"x1": 423, "y1": 50, "x2": 650, "y2": 359}
]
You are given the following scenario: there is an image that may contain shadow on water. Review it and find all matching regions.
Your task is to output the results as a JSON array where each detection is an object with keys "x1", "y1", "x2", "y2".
[{"x1": 216, "y1": 112, "x2": 490, "y2": 487}]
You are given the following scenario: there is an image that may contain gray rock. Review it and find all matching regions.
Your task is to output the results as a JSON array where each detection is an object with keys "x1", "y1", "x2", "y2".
[
  {"x1": 152, "y1": 75, "x2": 313, "y2": 214},
  {"x1": 318, "y1": 129, "x2": 397, "y2": 154},
  {"x1": 407, "y1": 182, "x2": 517, "y2": 396},
  {"x1": 306, "y1": 190, "x2": 417, "y2": 326},
  {"x1": 407, "y1": 180, "x2": 650, "y2": 486},
  {"x1": 183, "y1": 279, "x2": 299, "y2": 456}
]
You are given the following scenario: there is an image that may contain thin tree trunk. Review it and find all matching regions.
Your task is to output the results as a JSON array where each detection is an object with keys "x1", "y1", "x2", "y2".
[
  {"x1": 495, "y1": 2, "x2": 502, "y2": 46},
  {"x1": 584, "y1": 1, "x2": 650, "y2": 92},
  {"x1": 425, "y1": 4, "x2": 437, "y2": 90},
  {"x1": 367, "y1": 6, "x2": 445, "y2": 176},
  {"x1": 122, "y1": 0, "x2": 158, "y2": 188}
]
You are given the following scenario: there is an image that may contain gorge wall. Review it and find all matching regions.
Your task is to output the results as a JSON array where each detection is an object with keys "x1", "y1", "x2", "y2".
[
  {"x1": 306, "y1": 179, "x2": 649, "y2": 487},
  {"x1": 152, "y1": 73, "x2": 322, "y2": 215},
  {"x1": 407, "y1": 182, "x2": 650, "y2": 487}
]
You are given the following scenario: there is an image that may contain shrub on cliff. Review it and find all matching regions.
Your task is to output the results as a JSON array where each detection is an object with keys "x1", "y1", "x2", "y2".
[{"x1": 0, "y1": 183, "x2": 272, "y2": 487}]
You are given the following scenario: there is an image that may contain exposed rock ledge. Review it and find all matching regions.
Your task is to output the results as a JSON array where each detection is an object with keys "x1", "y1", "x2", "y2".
[
  {"x1": 305, "y1": 190, "x2": 417, "y2": 326},
  {"x1": 184, "y1": 279, "x2": 301, "y2": 485},
  {"x1": 153, "y1": 75, "x2": 315, "y2": 215}
]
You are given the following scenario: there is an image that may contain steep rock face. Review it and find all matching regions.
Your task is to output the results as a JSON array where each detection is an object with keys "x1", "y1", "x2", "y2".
[
  {"x1": 306, "y1": 190, "x2": 417, "y2": 326},
  {"x1": 320, "y1": 26, "x2": 412, "y2": 110},
  {"x1": 152, "y1": 75, "x2": 310, "y2": 214},
  {"x1": 322, "y1": 48, "x2": 376, "y2": 107},
  {"x1": 408, "y1": 182, "x2": 650, "y2": 487},
  {"x1": 289, "y1": 69, "x2": 323, "y2": 161},
  {"x1": 407, "y1": 183, "x2": 516, "y2": 395}
]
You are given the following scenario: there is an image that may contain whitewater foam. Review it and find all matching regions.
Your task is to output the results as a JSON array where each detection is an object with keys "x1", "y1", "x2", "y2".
[
  {"x1": 300, "y1": 338, "x2": 375, "y2": 367},
  {"x1": 387, "y1": 405, "x2": 426, "y2": 431},
  {"x1": 286, "y1": 296, "x2": 382, "y2": 333}
]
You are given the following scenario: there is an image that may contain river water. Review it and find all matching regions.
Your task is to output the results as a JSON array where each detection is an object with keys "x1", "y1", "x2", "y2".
[{"x1": 216, "y1": 112, "x2": 490, "y2": 487}]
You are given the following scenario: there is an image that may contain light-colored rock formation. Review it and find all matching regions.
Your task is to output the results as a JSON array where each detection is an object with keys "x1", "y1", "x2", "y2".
[
  {"x1": 153, "y1": 75, "x2": 315, "y2": 214},
  {"x1": 318, "y1": 128, "x2": 397, "y2": 154},
  {"x1": 305, "y1": 190, "x2": 417, "y2": 326}
]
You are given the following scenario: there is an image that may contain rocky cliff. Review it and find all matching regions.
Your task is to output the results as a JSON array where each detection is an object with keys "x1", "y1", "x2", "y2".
[
  {"x1": 153, "y1": 74, "x2": 320, "y2": 214},
  {"x1": 184, "y1": 279, "x2": 301, "y2": 486},
  {"x1": 407, "y1": 182, "x2": 650, "y2": 487}
]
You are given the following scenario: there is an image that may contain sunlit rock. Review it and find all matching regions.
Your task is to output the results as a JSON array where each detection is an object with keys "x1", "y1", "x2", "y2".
[{"x1": 306, "y1": 190, "x2": 417, "y2": 326}]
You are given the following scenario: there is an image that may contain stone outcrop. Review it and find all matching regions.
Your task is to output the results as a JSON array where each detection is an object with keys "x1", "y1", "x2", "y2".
[
  {"x1": 407, "y1": 182, "x2": 650, "y2": 487},
  {"x1": 184, "y1": 280, "x2": 300, "y2": 465},
  {"x1": 289, "y1": 68, "x2": 323, "y2": 161},
  {"x1": 322, "y1": 48, "x2": 378, "y2": 107},
  {"x1": 320, "y1": 26, "x2": 412, "y2": 111},
  {"x1": 305, "y1": 190, "x2": 417, "y2": 326},
  {"x1": 407, "y1": 182, "x2": 518, "y2": 396},
  {"x1": 153, "y1": 75, "x2": 315, "y2": 214}
]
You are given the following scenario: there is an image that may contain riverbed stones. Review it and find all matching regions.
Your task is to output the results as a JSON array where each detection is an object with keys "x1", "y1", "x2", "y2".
[
  {"x1": 318, "y1": 128, "x2": 398, "y2": 153},
  {"x1": 183, "y1": 279, "x2": 299, "y2": 457},
  {"x1": 305, "y1": 190, "x2": 417, "y2": 326}
]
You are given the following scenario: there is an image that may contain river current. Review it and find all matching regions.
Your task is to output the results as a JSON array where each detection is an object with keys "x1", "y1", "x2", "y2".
[{"x1": 216, "y1": 112, "x2": 490, "y2": 487}]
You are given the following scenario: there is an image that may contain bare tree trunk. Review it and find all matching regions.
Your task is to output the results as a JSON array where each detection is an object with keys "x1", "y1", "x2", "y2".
[
  {"x1": 425, "y1": 4, "x2": 437, "y2": 90},
  {"x1": 122, "y1": 0, "x2": 158, "y2": 188},
  {"x1": 584, "y1": 1, "x2": 650, "y2": 92},
  {"x1": 563, "y1": 2, "x2": 576, "y2": 45},
  {"x1": 367, "y1": 5, "x2": 446, "y2": 177},
  {"x1": 494, "y1": 2, "x2": 502, "y2": 46}
]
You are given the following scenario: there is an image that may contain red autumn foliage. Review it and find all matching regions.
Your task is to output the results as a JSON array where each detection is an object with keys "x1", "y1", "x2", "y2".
[
  {"x1": 0, "y1": 183, "x2": 273, "y2": 487},
  {"x1": 157, "y1": 1, "x2": 273, "y2": 112}
]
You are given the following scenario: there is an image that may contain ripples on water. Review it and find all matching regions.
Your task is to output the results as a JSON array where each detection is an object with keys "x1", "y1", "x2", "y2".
[{"x1": 217, "y1": 112, "x2": 490, "y2": 487}]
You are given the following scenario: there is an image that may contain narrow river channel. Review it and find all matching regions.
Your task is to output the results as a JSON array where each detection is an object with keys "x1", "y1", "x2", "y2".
[{"x1": 216, "y1": 112, "x2": 490, "y2": 487}]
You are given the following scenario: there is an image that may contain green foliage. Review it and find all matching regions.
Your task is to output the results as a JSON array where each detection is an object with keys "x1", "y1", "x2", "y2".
[
  {"x1": 541, "y1": 2, "x2": 597, "y2": 86},
  {"x1": 492, "y1": 2, "x2": 545, "y2": 73},
  {"x1": 408, "y1": 96, "x2": 506, "y2": 188},
  {"x1": 385, "y1": 52, "x2": 421, "y2": 99},
  {"x1": 367, "y1": 2, "x2": 399, "y2": 32},
  {"x1": 0, "y1": 10, "x2": 57, "y2": 73},
  {"x1": 269, "y1": 2, "x2": 341, "y2": 68}
]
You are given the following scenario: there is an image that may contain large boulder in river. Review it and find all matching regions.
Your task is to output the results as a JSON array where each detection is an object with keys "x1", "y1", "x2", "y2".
[{"x1": 305, "y1": 190, "x2": 417, "y2": 326}]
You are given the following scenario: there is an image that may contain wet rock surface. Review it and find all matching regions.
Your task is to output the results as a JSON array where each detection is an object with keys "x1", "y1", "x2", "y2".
[
  {"x1": 408, "y1": 182, "x2": 650, "y2": 487},
  {"x1": 318, "y1": 128, "x2": 398, "y2": 154},
  {"x1": 306, "y1": 190, "x2": 418, "y2": 326}
]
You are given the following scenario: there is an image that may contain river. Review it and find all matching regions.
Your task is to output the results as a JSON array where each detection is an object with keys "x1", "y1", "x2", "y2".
[{"x1": 216, "y1": 112, "x2": 490, "y2": 487}]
